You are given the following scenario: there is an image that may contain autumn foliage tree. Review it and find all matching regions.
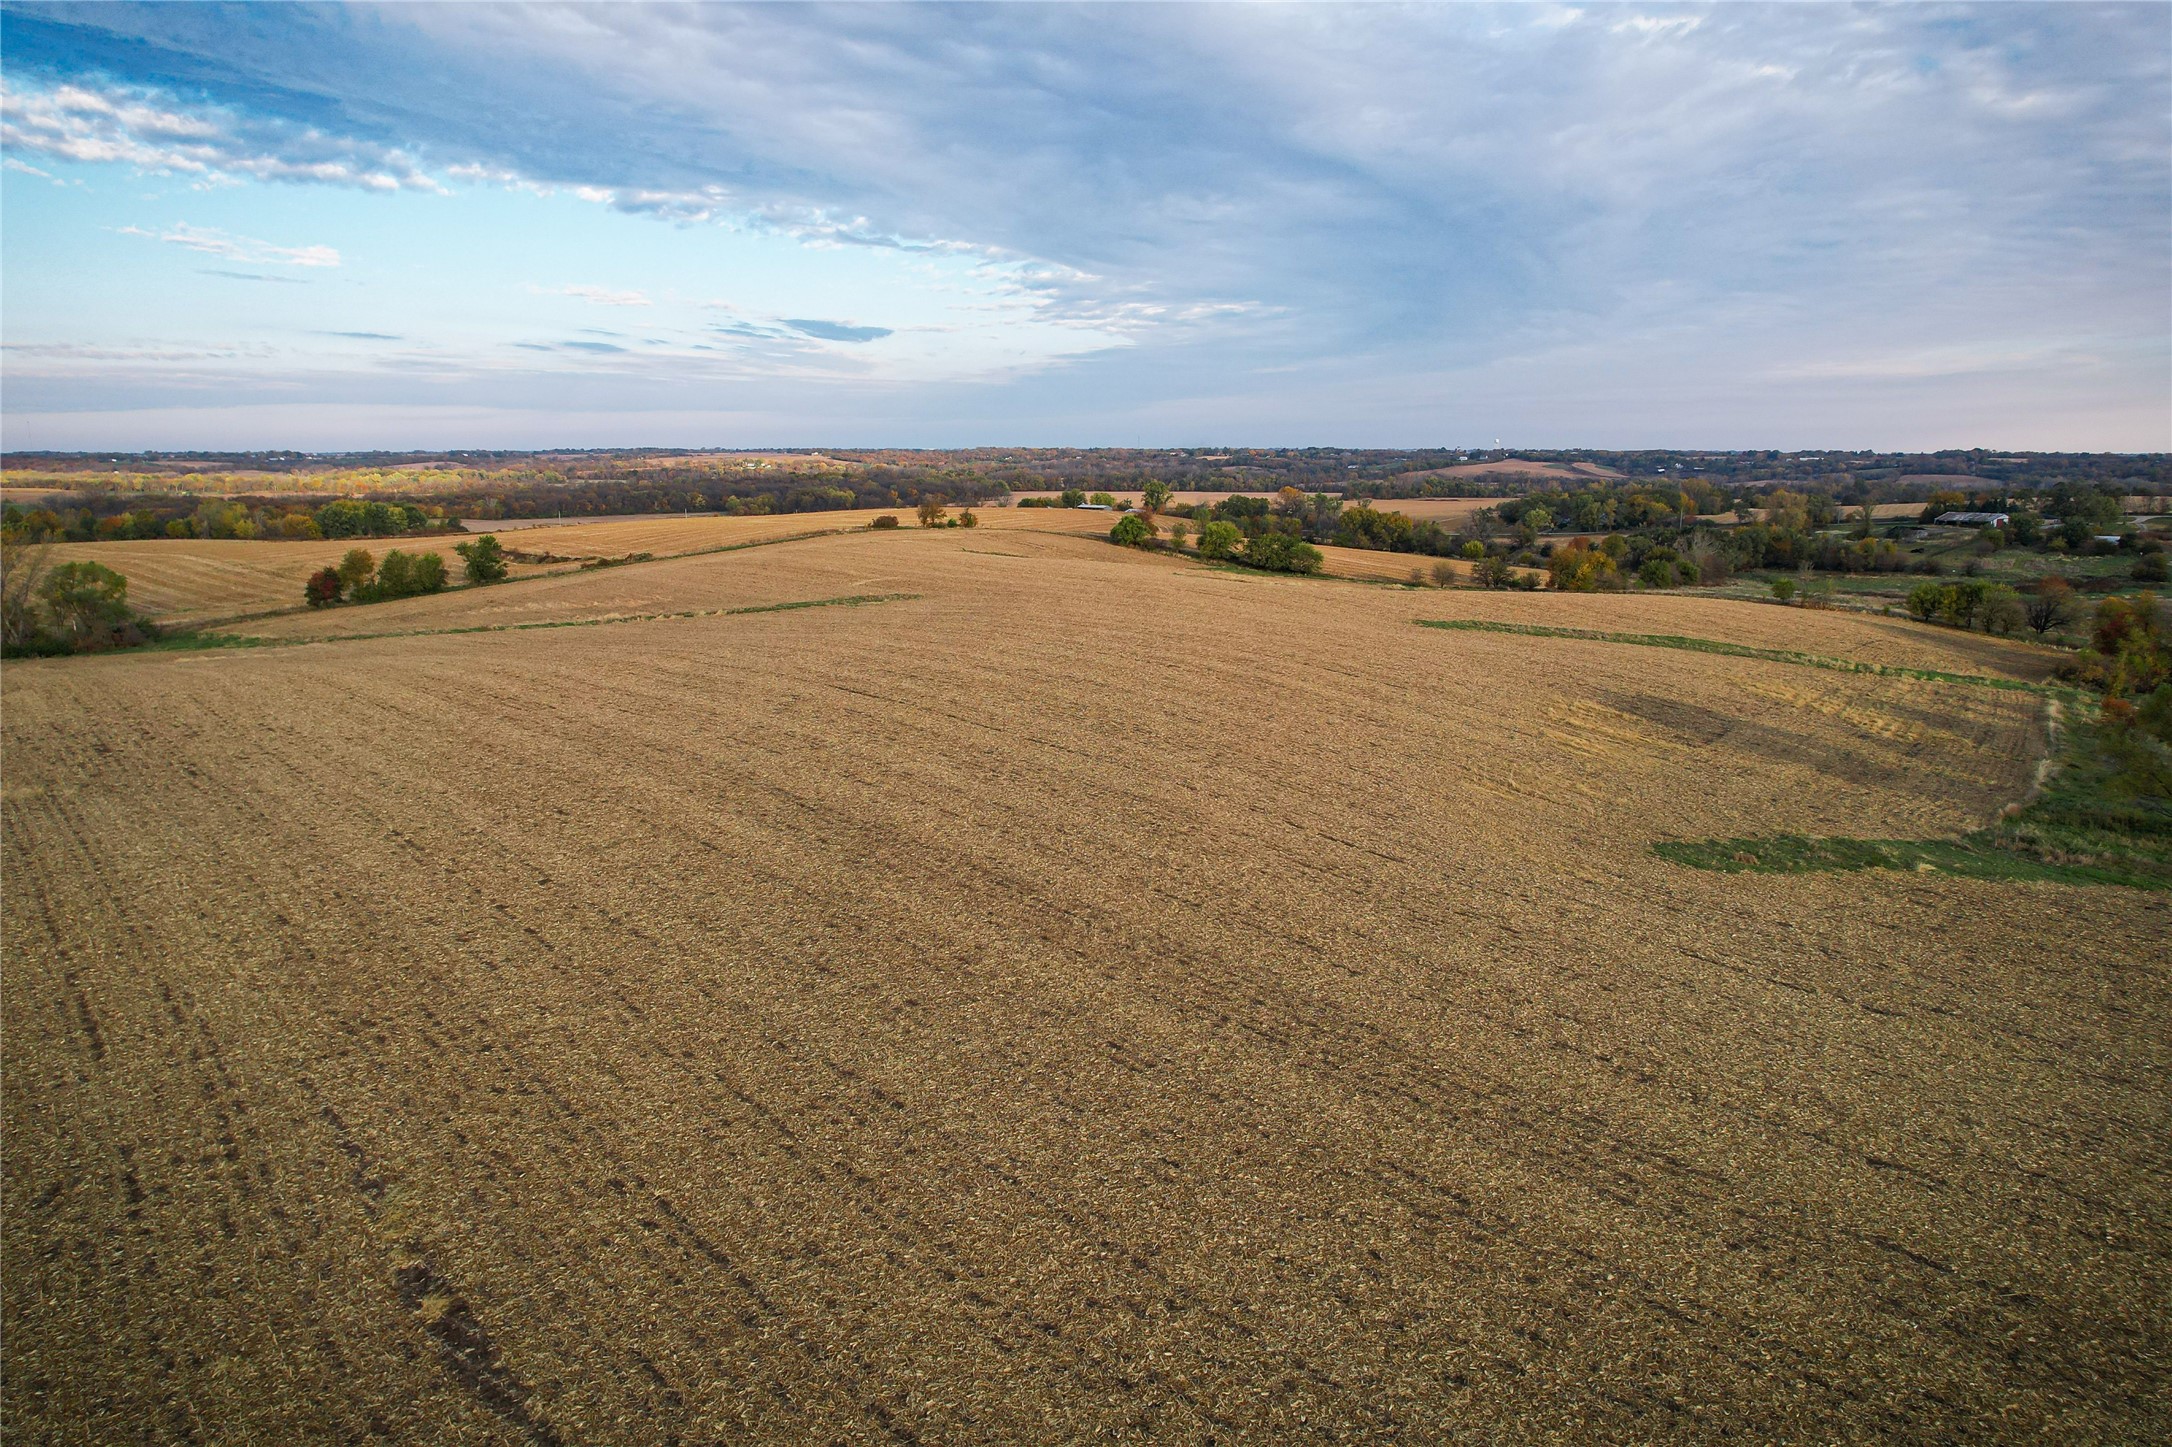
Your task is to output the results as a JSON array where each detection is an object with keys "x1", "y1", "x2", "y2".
[{"x1": 1547, "y1": 540, "x2": 1620, "y2": 592}]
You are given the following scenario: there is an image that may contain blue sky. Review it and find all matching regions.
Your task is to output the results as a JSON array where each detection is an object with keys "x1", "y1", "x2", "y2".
[{"x1": 3, "y1": 2, "x2": 2167, "y2": 451}]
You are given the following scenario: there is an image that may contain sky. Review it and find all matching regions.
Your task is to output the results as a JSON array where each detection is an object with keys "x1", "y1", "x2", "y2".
[{"x1": 2, "y1": 1, "x2": 2167, "y2": 453}]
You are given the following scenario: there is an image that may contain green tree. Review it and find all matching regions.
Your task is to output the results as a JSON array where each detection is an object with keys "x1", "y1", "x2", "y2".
[
  {"x1": 1141, "y1": 480, "x2": 1172, "y2": 514},
  {"x1": 1195, "y1": 520, "x2": 1242, "y2": 559},
  {"x1": 1241, "y1": 531, "x2": 1323, "y2": 574},
  {"x1": 1472, "y1": 556, "x2": 1515, "y2": 589},
  {"x1": 1906, "y1": 581, "x2": 1943, "y2": 622},
  {"x1": 1089, "y1": 492, "x2": 1117, "y2": 509},
  {"x1": 455, "y1": 534, "x2": 508, "y2": 585},
  {"x1": 39, "y1": 561, "x2": 132, "y2": 645},
  {"x1": 1109, "y1": 514, "x2": 1156, "y2": 547},
  {"x1": 369, "y1": 550, "x2": 447, "y2": 600},
  {"x1": 1060, "y1": 487, "x2": 1086, "y2": 507}
]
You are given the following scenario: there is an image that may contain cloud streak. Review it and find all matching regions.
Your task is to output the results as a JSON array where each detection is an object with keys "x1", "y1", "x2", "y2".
[{"x1": 121, "y1": 221, "x2": 339, "y2": 267}]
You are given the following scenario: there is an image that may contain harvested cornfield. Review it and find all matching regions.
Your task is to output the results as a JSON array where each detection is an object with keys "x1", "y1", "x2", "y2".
[
  {"x1": 38, "y1": 505, "x2": 1515, "y2": 627},
  {"x1": 1365, "y1": 497, "x2": 1512, "y2": 527},
  {"x1": 37, "y1": 513, "x2": 902, "y2": 626},
  {"x1": 5, "y1": 530, "x2": 2167, "y2": 1445}
]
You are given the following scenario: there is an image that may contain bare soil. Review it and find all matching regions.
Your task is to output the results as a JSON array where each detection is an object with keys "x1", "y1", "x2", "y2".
[{"x1": 5, "y1": 529, "x2": 2165, "y2": 1444}]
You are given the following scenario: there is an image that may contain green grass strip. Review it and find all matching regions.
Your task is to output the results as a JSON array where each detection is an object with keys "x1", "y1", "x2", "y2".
[
  {"x1": 1651, "y1": 834, "x2": 2164, "y2": 890},
  {"x1": 1416, "y1": 618, "x2": 2060, "y2": 695},
  {"x1": 1653, "y1": 710, "x2": 2171, "y2": 890}
]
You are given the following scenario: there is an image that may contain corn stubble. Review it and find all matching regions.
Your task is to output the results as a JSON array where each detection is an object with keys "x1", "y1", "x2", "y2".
[{"x1": 5, "y1": 529, "x2": 2165, "y2": 1444}]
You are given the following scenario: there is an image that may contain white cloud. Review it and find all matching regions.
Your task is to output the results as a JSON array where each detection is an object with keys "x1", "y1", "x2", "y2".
[
  {"x1": 536, "y1": 284, "x2": 653, "y2": 307},
  {"x1": 0, "y1": 78, "x2": 442, "y2": 192},
  {"x1": 117, "y1": 222, "x2": 340, "y2": 268}
]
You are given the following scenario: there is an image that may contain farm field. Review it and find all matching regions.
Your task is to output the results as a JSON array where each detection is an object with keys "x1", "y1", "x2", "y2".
[
  {"x1": 1363, "y1": 497, "x2": 1506, "y2": 527},
  {"x1": 36, "y1": 506, "x2": 1515, "y2": 626},
  {"x1": 39, "y1": 512, "x2": 913, "y2": 625},
  {"x1": 5, "y1": 526, "x2": 2165, "y2": 1445}
]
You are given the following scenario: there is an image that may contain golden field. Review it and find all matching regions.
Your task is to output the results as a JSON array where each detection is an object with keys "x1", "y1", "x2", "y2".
[
  {"x1": 4, "y1": 527, "x2": 2165, "y2": 1444},
  {"x1": 38, "y1": 506, "x2": 1512, "y2": 625}
]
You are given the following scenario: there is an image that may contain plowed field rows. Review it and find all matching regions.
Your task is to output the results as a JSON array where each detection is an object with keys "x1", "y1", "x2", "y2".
[{"x1": 6, "y1": 531, "x2": 2166, "y2": 1444}]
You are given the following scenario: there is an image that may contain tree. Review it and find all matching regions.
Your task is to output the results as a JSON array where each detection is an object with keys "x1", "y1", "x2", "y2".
[
  {"x1": 1472, "y1": 556, "x2": 1515, "y2": 589},
  {"x1": 1109, "y1": 514, "x2": 1156, "y2": 547},
  {"x1": 958, "y1": 509, "x2": 978, "y2": 529},
  {"x1": 338, "y1": 548, "x2": 376, "y2": 593},
  {"x1": 304, "y1": 567, "x2": 345, "y2": 608},
  {"x1": 39, "y1": 561, "x2": 132, "y2": 645},
  {"x1": 1195, "y1": 520, "x2": 1242, "y2": 559},
  {"x1": 455, "y1": 534, "x2": 508, "y2": 585},
  {"x1": 0, "y1": 540, "x2": 54, "y2": 654},
  {"x1": 1090, "y1": 492, "x2": 1117, "y2": 509},
  {"x1": 1198, "y1": 519, "x2": 1251, "y2": 556},
  {"x1": 1141, "y1": 480, "x2": 1172, "y2": 515},
  {"x1": 1241, "y1": 531, "x2": 1322, "y2": 574},
  {"x1": 1169, "y1": 522, "x2": 1191, "y2": 550},
  {"x1": 370, "y1": 550, "x2": 448, "y2": 601},
  {"x1": 2025, "y1": 576, "x2": 2074, "y2": 637},
  {"x1": 1934, "y1": 579, "x2": 1988, "y2": 628},
  {"x1": 1982, "y1": 585, "x2": 2025, "y2": 637},
  {"x1": 410, "y1": 553, "x2": 448, "y2": 593},
  {"x1": 871, "y1": 514, "x2": 901, "y2": 529},
  {"x1": 2079, "y1": 592, "x2": 2169, "y2": 696},
  {"x1": 1547, "y1": 540, "x2": 1619, "y2": 592},
  {"x1": 1919, "y1": 489, "x2": 1967, "y2": 522},
  {"x1": 1060, "y1": 487, "x2": 1086, "y2": 507},
  {"x1": 917, "y1": 499, "x2": 948, "y2": 527}
]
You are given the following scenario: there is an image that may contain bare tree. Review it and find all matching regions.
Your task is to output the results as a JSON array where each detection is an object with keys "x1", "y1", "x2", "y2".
[
  {"x1": 2025, "y1": 576, "x2": 2074, "y2": 638},
  {"x1": 0, "y1": 538, "x2": 52, "y2": 653}
]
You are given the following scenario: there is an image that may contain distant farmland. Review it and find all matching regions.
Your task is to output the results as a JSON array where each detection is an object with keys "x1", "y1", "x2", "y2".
[{"x1": 6, "y1": 524, "x2": 2162, "y2": 1444}]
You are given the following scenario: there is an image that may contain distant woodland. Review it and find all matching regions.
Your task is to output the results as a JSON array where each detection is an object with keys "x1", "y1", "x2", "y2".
[{"x1": 4, "y1": 446, "x2": 2166, "y2": 545}]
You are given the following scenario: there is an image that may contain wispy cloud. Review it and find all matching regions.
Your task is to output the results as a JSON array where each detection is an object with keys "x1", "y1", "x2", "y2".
[
  {"x1": 536, "y1": 284, "x2": 653, "y2": 307},
  {"x1": 1, "y1": 76, "x2": 442, "y2": 192},
  {"x1": 197, "y1": 268, "x2": 309, "y2": 285},
  {"x1": 121, "y1": 222, "x2": 339, "y2": 267}
]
